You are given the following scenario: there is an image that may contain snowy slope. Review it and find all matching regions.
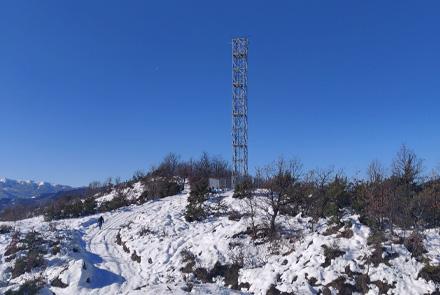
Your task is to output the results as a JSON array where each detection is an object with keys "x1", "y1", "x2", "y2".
[{"x1": 0, "y1": 183, "x2": 439, "y2": 294}]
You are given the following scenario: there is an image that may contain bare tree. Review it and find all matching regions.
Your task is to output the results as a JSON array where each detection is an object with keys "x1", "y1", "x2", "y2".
[
  {"x1": 176, "y1": 161, "x2": 193, "y2": 183},
  {"x1": 88, "y1": 181, "x2": 102, "y2": 190},
  {"x1": 132, "y1": 170, "x2": 145, "y2": 181},
  {"x1": 259, "y1": 157, "x2": 303, "y2": 236},
  {"x1": 105, "y1": 177, "x2": 113, "y2": 188},
  {"x1": 195, "y1": 152, "x2": 212, "y2": 178},
  {"x1": 306, "y1": 167, "x2": 335, "y2": 221},
  {"x1": 365, "y1": 160, "x2": 389, "y2": 229},
  {"x1": 210, "y1": 156, "x2": 231, "y2": 178},
  {"x1": 368, "y1": 159, "x2": 386, "y2": 183},
  {"x1": 243, "y1": 195, "x2": 258, "y2": 239},
  {"x1": 154, "y1": 153, "x2": 181, "y2": 177}
]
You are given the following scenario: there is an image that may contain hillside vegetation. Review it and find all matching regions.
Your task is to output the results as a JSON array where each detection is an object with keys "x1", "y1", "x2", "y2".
[{"x1": 0, "y1": 148, "x2": 439, "y2": 294}]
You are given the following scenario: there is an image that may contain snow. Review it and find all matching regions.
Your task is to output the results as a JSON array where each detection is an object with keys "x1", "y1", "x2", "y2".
[
  {"x1": 0, "y1": 182, "x2": 439, "y2": 294},
  {"x1": 424, "y1": 229, "x2": 440, "y2": 266},
  {"x1": 95, "y1": 182, "x2": 144, "y2": 205}
]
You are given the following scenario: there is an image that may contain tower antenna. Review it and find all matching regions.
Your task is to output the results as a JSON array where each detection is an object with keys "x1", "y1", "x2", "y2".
[{"x1": 232, "y1": 37, "x2": 248, "y2": 186}]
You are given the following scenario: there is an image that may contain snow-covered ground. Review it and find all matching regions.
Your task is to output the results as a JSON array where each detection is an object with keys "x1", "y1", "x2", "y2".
[{"x1": 0, "y1": 183, "x2": 439, "y2": 294}]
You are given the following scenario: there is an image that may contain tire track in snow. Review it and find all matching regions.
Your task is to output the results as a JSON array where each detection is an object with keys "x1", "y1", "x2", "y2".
[{"x1": 85, "y1": 205, "x2": 147, "y2": 293}]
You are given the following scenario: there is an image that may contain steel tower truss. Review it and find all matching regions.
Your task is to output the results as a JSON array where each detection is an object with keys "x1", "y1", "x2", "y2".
[{"x1": 232, "y1": 37, "x2": 248, "y2": 186}]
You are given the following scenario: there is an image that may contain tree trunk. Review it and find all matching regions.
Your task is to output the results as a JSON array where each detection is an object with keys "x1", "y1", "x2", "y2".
[{"x1": 270, "y1": 209, "x2": 278, "y2": 236}]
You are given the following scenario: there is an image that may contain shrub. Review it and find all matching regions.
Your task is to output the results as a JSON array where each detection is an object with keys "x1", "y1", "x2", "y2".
[
  {"x1": 0, "y1": 224, "x2": 13, "y2": 234},
  {"x1": 82, "y1": 197, "x2": 97, "y2": 215},
  {"x1": 327, "y1": 176, "x2": 352, "y2": 209},
  {"x1": 233, "y1": 177, "x2": 253, "y2": 199},
  {"x1": 12, "y1": 250, "x2": 44, "y2": 278},
  {"x1": 228, "y1": 210, "x2": 242, "y2": 221},
  {"x1": 367, "y1": 244, "x2": 398, "y2": 268},
  {"x1": 321, "y1": 245, "x2": 345, "y2": 267},
  {"x1": 418, "y1": 264, "x2": 440, "y2": 284},
  {"x1": 322, "y1": 202, "x2": 339, "y2": 218},
  {"x1": 367, "y1": 230, "x2": 386, "y2": 246},
  {"x1": 115, "y1": 231, "x2": 122, "y2": 246},
  {"x1": 5, "y1": 278, "x2": 44, "y2": 295},
  {"x1": 180, "y1": 250, "x2": 196, "y2": 273},
  {"x1": 354, "y1": 274, "x2": 370, "y2": 293},
  {"x1": 404, "y1": 231, "x2": 426, "y2": 259},
  {"x1": 370, "y1": 280, "x2": 395, "y2": 294},
  {"x1": 190, "y1": 262, "x2": 242, "y2": 290},
  {"x1": 210, "y1": 262, "x2": 241, "y2": 289},
  {"x1": 337, "y1": 227, "x2": 354, "y2": 239},
  {"x1": 4, "y1": 232, "x2": 21, "y2": 257},
  {"x1": 139, "y1": 177, "x2": 183, "y2": 203},
  {"x1": 50, "y1": 277, "x2": 68, "y2": 288},
  {"x1": 325, "y1": 276, "x2": 357, "y2": 294},
  {"x1": 24, "y1": 231, "x2": 44, "y2": 251},
  {"x1": 44, "y1": 196, "x2": 97, "y2": 221},
  {"x1": 131, "y1": 251, "x2": 141, "y2": 263},
  {"x1": 0, "y1": 204, "x2": 39, "y2": 221},
  {"x1": 51, "y1": 244, "x2": 61, "y2": 255},
  {"x1": 99, "y1": 194, "x2": 128, "y2": 212},
  {"x1": 122, "y1": 242, "x2": 130, "y2": 253}
]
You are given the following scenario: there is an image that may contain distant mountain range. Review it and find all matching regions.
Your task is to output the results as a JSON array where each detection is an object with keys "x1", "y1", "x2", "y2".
[
  {"x1": 0, "y1": 177, "x2": 72, "y2": 200},
  {"x1": 0, "y1": 177, "x2": 75, "y2": 212}
]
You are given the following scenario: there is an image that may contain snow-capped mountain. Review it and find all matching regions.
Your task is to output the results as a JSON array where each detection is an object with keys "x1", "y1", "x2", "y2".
[{"x1": 0, "y1": 177, "x2": 71, "y2": 200}]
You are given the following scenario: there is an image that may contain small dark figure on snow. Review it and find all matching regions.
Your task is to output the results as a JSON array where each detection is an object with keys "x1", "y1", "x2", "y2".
[{"x1": 98, "y1": 216, "x2": 104, "y2": 230}]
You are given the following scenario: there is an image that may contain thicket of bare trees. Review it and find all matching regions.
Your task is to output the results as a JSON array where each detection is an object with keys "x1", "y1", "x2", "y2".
[
  {"x1": 351, "y1": 145, "x2": 437, "y2": 234},
  {"x1": 1, "y1": 147, "x2": 439, "y2": 238},
  {"x1": 234, "y1": 145, "x2": 440, "y2": 239}
]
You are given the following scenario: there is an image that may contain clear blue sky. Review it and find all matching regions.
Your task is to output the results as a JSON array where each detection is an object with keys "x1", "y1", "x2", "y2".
[{"x1": 1, "y1": 1, "x2": 440, "y2": 186}]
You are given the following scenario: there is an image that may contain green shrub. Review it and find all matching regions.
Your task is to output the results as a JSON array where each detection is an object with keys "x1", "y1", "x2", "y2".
[
  {"x1": 233, "y1": 177, "x2": 253, "y2": 199},
  {"x1": 139, "y1": 177, "x2": 183, "y2": 203},
  {"x1": 44, "y1": 196, "x2": 97, "y2": 221},
  {"x1": 99, "y1": 194, "x2": 129, "y2": 212},
  {"x1": 367, "y1": 230, "x2": 386, "y2": 246},
  {"x1": 185, "y1": 178, "x2": 209, "y2": 222},
  {"x1": 418, "y1": 264, "x2": 440, "y2": 284},
  {"x1": 322, "y1": 202, "x2": 339, "y2": 218}
]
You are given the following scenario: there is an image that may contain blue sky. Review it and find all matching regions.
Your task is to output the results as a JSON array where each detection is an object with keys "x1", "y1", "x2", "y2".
[{"x1": 1, "y1": 1, "x2": 440, "y2": 186}]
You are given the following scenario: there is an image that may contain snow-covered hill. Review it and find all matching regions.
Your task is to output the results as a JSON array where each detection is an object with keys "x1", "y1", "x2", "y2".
[{"x1": 0, "y1": 182, "x2": 439, "y2": 294}]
